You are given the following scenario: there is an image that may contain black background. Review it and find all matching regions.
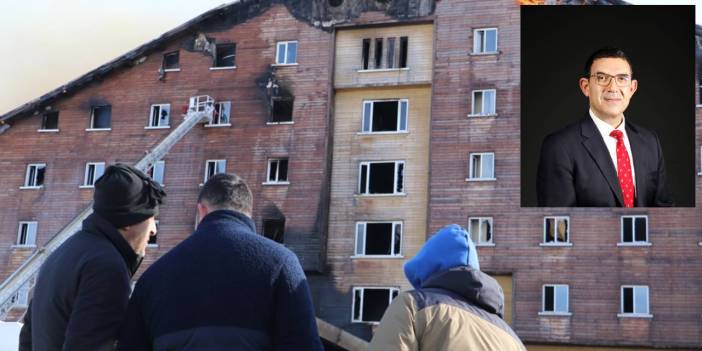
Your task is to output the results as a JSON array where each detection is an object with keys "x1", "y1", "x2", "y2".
[{"x1": 521, "y1": 5, "x2": 695, "y2": 207}]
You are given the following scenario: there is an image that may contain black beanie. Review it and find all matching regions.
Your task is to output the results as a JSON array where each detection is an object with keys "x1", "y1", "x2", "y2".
[{"x1": 93, "y1": 163, "x2": 166, "y2": 229}]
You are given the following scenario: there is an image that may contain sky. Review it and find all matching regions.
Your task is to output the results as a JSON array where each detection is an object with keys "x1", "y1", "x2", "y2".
[{"x1": 0, "y1": 0, "x2": 699, "y2": 115}]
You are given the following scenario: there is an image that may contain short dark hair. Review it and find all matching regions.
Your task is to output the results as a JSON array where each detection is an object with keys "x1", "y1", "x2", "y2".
[
  {"x1": 584, "y1": 46, "x2": 633, "y2": 77},
  {"x1": 198, "y1": 173, "x2": 253, "y2": 214}
]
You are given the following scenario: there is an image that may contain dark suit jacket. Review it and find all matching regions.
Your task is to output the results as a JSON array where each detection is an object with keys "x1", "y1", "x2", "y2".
[{"x1": 537, "y1": 117, "x2": 673, "y2": 207}]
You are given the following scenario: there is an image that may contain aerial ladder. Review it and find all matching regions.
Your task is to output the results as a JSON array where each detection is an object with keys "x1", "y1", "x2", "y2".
[{"x1": 0, "y1": 96, "x2": 216, "y2": 319}]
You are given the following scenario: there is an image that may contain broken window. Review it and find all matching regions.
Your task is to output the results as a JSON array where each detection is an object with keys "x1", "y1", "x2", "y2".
[
  {"x1": 358, "y1": 161, "x2": 404, "y2": 195},
  {"x1": 469, "y1": 217, "x2": 493, "y2": 245},
  {"x1": 148, "y1": 104, "x2": 171, "y2": 127},
  {"x1": 399, "y1": 36, "x2": 408, "y2": 68},
  {"x1": 621, "y1": 286, "x2": 649, "y2": 315},
  {"x1": 468, "y1": 152, "x2": 495, "y2": 180},
  {"x1": 543, "y1": 216, "x2": 569, "y2": 244},
  {"x1": 621, "y1": 216, "x2": 648, "y2": 244},
  {"x1": 163, "y1": 51, "x2": 180, "y2": 71},
  {"x1": 471, "y1": 89, "x2": 496, "y2": 116},
  {"x1": 23, "y1": 163, "x2": 46, "y2": 188},
  {"x1": 147, "y1": 160, "x2": 165, "y2": 186},
  {"x1": 214, "y1": 43, "x2": 236, "y2": 67},
  {"x1": 208, "y1": 101, "x2": 231, "y2": 125},
  {"x1": 16, "y1": 221, "x2": 37, "y2": 246},
  {"x1": 355, "y1": 222, "x2": 402, "y2": 256},
  {"x1": 204, "y1": 159, "x2": 226, "y2": 183},
  {"x1": 328, "y1": 0, "x2": 344, "y2": 6},
  {"x1": 542, "y1": 285, "x2": 569, "y2": 314},
  {"x1": 263, "y1": 219, "x2": 285, "y2": 243},
  {"x1": 374, "y1": 38, "x2": 383, "y2": 69},
  {"x1": 361, "y1": 39, "x2": 371, "y2": 70},
  {"x1": 147, "y1": 220, "x2": 159, "y2": 246},
  {"x1": 276, "y1": 41, "x2": 298, "y2": 65},
  {"x1": 266, "y1": 158, "x2": 289, "y2": 183},
  {"x1": 352, "y1": 287, "x2": 399, "y2": 323},
  {"x1": 362, "y1": 100, "x2": 408, "y2": 133},
  {"x1": 271, "y1": 98, "x2": 293, "y2": 122},
  {"x1": 40, "y1": 112, "x2": 59, "y2": 130},
  {"x1": 473, "y1": 28, "x2": 498, "y2": 54},
  {"x1": 90, "y1": 105, "x2": 111, "y2": 129},
  {"x1": 83, "y1": 162, "x2": 105, "y2": 187}
]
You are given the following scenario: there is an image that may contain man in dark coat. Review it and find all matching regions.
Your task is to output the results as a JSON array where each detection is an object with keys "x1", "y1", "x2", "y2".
[
  {"x1": 19, "y1": 163, "x2": 165, "y2": 351},
  {"x1": 117, "y1": 173, "x2": 323, "y2": 351}
]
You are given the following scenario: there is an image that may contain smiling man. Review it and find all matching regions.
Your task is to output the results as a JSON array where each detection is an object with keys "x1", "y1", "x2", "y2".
[{"x1": 537, "y1": 47, "x2": 673, "y2": 207}]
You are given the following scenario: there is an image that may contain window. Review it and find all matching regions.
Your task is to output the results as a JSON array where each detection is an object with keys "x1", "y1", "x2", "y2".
[
  {"x1": 698, "y1": 145, "x2": 701, "y2": 175},
  {"x1": 470, "y1": 90, "x2": 496, "y2": 116},
  {"x1": 543, "y1": 216, "x2": 570, "y2": 245},
  {"x1": 541, "y1": 284, "x2": 570, "y2": 315},
  {"x1": 271, "y1": 98, "x2": 293, "y2": 123},
  {"x1": 468, "y1": 153, "x2": 495, "y2": 180},
  {"x1": 358, "y1": 161, "x2": 405, "y2": 195},
  {"x1": 40, "y1": 112, "x2": 59, "y2": 130},
  {"x1": 355, "y1": 222, "x2": 402, "y2": 257},
  {"x1": 148, "y1": 104, "x2": 170, "y2": 128},
  {"x1": 82, "y1": 162, "x2": 105, "y2": 187},
  {"x1": 147, "y1": 160, "x2": 165, "y2": 186},
  {"x1": 473, "y1": 28, "x2": 498, "y2": 54},
  {"x1": 23, "y1": 163, "x2": 46, "y2": 188},
  {"x1": 266, "y1": 159, "x2": 289, "y2": 184},
  {"x1": 361, "y1": 100, "x2": 408, "y2": 133},
  {"x1": 698, "y1": 77, "x2": 702, "y2": 106},
  {"x1": 214, "y1": 43, "x2": 236, "y2": 68},
  {"x1": 620, "y1": 215, "x2": 648, "y2": 245},
  {"x1": 620, "y1": 286, "x2": 651, "y2": 317},
  {"x1": 90, "y1": 105, "x2": 111, "y2": 129},
  {"x1": 468, "y1": 217, "x2": 493, "y2": 245},
  {"x1": 207, "y1": 101, "x2": 231, "y2": 126},
  {"x1": 204, "y1": 160, "x2": 226, "y2": 183},
  {"x1": 16, "y1": 222, "x2": 37, "y2": 247},
  {"x1": 276, "y1": 41, "x2": 298, "y2": 65},
  {"x1": 263, "y1": 219, "x2": 285, "y2": 243},
  {"x1": 162, "y1": 51, "x2": 179, "y2": 71},
  {"x1": 352, "y1": 287, "x2": 399, "y2": 323},
  {"x1": 147, "y1": 220, "x2": 159, "y2": 247},
  {"x1": 361, "y1": 36, "x2": 408, "y2": 70},
  {"x1": 10, "y1": 283, "x2": 30, "y2": 307}
]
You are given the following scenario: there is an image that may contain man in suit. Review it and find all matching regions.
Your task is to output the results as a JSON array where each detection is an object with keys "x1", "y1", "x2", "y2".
[{"x1": 537, "y1": 47, "x2": 673, "y2": 207}]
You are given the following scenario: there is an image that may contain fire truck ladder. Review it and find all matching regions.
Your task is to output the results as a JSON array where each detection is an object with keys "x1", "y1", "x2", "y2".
[{"x1": 0, "y1": 96, "x2": 215, "y2": 319}]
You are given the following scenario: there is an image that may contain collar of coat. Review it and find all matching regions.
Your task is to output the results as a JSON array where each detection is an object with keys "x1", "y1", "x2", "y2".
[
  {"x1": 82, "y1": 212, "x2": 143, "y2": 277},
  {"x1": 421, "y1": 266, "x2": 505, "y2": 318}
]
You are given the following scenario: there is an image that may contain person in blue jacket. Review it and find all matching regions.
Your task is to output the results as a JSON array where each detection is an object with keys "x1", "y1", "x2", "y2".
[{"x1": 117, "y1": 173, "x2": 323, "y2": 351}]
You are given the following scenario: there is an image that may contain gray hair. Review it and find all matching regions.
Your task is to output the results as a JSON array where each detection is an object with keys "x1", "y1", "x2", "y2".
[{"x1": 198, "y1": 173, "x2": 253, "y2": 214}]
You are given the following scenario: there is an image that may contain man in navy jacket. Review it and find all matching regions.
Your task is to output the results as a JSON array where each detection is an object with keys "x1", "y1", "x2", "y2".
[{"x1": 117, "y1": 173, "x2": 323, "y2": 351}]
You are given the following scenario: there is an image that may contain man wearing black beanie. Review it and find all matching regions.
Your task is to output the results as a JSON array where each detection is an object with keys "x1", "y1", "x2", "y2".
[{"x1": 19, "y1": 163, "x2": 165, "y2": 351}]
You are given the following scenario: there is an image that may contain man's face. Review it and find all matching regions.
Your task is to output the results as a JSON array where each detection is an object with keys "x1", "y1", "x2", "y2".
[
  {"x1": 579, "y1": 57, "x2": 638, "y2": 121},
  {"x1": 123, "y1": 216, "x2": 157, "y2": 256}
]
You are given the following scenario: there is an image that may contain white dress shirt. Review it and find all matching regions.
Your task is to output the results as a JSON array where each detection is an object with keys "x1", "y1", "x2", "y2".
[{"x1": 589, "y1": 109, "x2": 636, "y2": 189}]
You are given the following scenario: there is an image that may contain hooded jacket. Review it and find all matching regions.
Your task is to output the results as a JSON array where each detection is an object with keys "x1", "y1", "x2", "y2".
[
  {"x1": 19, "y1": 213, "x2": 142, "y2": 351},
  {"x1": 369, "y1": 267, "x2": 525, "y2": 351}
]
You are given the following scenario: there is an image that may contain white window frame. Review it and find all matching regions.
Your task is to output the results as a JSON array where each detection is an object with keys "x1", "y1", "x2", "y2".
[
  {"x1": 146, "y1": 104, "x2": 171, "y2": 129},
  {"x1": 10, "y1": 282, "x2": 30, "y2": 307},
  {"x1": 357, "y1": 160, "x2": 406, "y2": 196},
  {"x1": 21, "y1": 163, "x2": 46, "y2": 189},
  {"x1": 618, "y1": 215, "x2": 650, "y2": 247},
  {"x1": 211, "y1": 43, "x2": 236, "y2": 69},
  {"x1": 619, "y1": 285, "x2": 652, "y2": 318},
  {"x1": 147, "y1": 220, "x2": 159, "y2": 248},
  {"x1": 80, "y1": 162, "x2": 105, "y2": 188},
  {"x1": 468, "y1": 217, "x2": 494, "y2": 246},
  {"x1": 15, "y1": 221, "x2": 37, "y2": 247},
  {"x1": 264, "y1": 158, "x2": 290, "y2": 185},
  {"x1": 275, "y1": 41, "x2": 298, "y2": 65},
  {"x1": 205, "y1": 101, "x2": 232, "y2": 127},
  {"x1": 468, "y1": 89, "x2": 497, "y2": 117},
  {"x1": 539, "y1": 284, "x2": 571, "y2": 316},
  {"x1": 541, "y1": 216, "x2": 571, "y2": 246},
  {"x1": 38, "y1": 111, "x2": 59, "y2": 132},
  {"x1": 162, "y1": 51, "x2": 180, "y2": 72},
  {"x1": 353, "y1": 221, "x2": 403, "y2": 258},
  {"x1": 148, "y1": 160, "x2": 165, "y2": 186},
  {"x1": 472, "y1": 28, "x2": 498, "y2": 54},
  {"x1": 467, "y1": 152, "x2": 495, "y2": 181},
  {"x1": 351, "y1": 287, "x2": 400, "y2": 324},
  {"x1": 87, "y1": 105, "x2": 112, "y2": 131},
  {"x1": 204, "y1": 159, "x2": 226, "y2": 183},
  {"x1": 360, "y1": 99, "x2": 409, "y2": 134}
]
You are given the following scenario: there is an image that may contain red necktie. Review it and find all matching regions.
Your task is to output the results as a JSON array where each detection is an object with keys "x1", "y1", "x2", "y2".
[{"x1": 609, "y1": 130, "x2": 635, "y2": 208}]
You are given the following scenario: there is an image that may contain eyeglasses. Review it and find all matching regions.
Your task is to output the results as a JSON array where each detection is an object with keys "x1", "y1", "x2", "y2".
[{"x1": 589, "y1": 72, "x2": 632, "y2": 87}]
